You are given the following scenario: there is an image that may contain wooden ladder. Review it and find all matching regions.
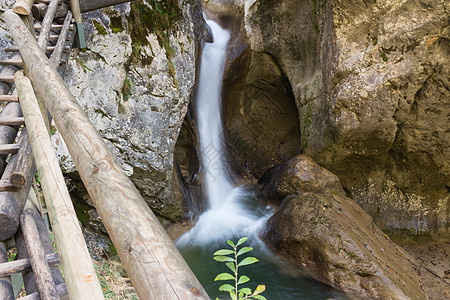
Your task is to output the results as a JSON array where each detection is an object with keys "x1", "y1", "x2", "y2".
[{"x1": 0, "y1": 1, "x2": 103, "y2": 299}]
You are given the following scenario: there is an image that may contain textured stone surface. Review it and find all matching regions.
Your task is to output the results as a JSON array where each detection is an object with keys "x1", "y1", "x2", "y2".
[
  {"x1": 262, "y1": 192, "x2": 427, "y2": 299},
  {"x1": 235, "y1": 0, "x2": 449, "y2": 234},
  {"x1": 258, "y1": 154, "x2": 345, "y2": 204},
  {"x1": 60, "y1": 1, "x2": 204, "y2": 221}
]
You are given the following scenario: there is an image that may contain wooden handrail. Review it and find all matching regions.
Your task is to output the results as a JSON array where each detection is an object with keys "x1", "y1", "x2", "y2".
[
  {"x1": 4, "y1": 9, "x2": 209, "y2": 299},
  {"x1": 15, "y1": 70, "x2": 104, "y2": 299}
]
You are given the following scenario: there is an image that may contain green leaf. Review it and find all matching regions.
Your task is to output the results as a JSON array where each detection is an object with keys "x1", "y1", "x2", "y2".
[
  {"x1": 236, "y1": 237, "x2": 248, "y2": 246},
  {"x1": 252, "y1": 295, "x2": 267, "y2": 300},
  {"x1": 239, "y1": 292, "x2": 244, "y2": 299},
  {"x1": 238, "y1": 257, "x2": 259, "y2": 266},
  {"x1": 237, "y1": 247, "x2": 253, "y2": 256},
  {"x1": 219, "y1": 284, "x2": 234, "y2": 292},
  {"x1": 253, "y1": 285, "x2": 266, "y2": 295},
  {"x1": 238, "y1": 287, "x2": 252, "y2": 295},
  {"x1": 227, "y1": 240, "x2": 235, "y2": 247},
  {"x1": 214, "y1": 273, "x2": 235, "y2": 281},
  {"x1": 226, "y1": 262, "x2": 236, "y2": 273},
  {"x1": 214, "y1": 249, "x2": 235, "y2": 256},
  {"x1": 214, "y1": 256, "x2": 235, "y2": 262},
  {"x1": 237, "y1": 275, "x2": 250, "y2": 284}
]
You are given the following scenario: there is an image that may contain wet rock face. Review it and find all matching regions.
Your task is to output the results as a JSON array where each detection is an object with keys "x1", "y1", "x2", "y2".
[
  {"x1": 262, "y1": 193, "x2": 426, "y2": 300},
  {"x1": 223, "y1": 50, "x2": 301, "y2": 179},
  {"x1": 60, "y1": 1, "x2": 204, "y2": 221},
  {"x1": 217, "y1": 8, "x2": 301, "y2": 180},
  {"x1": 241, "y1": 0, "x2": 449, "y2": 234},
  {"x1": 260, "y1": 155, "x2": 426, "y2": 299}
]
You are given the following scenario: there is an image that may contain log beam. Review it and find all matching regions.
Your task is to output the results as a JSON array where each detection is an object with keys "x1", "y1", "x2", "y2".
[
  {"x1": 13, "y1": 0, "x2": 35, "y2": 16},
  {"x1": 79, "y1": 0, "x2": 133, "y2": 13},
  {"x1": 0, "y1": 253, "x2": 59, "y2": 277},
  {"x1": 4, "y1": 9, "x2": 209, "y2": 299},
  {"x1": 14, "y1": 70, "x2": 103, "y2": 299},
  {"x1": 20, "y1": 209, "x2": 59, "y2": 300}
]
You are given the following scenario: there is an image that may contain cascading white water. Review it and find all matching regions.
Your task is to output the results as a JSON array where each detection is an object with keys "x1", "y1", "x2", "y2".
[
  {"x1": 195, "y1": 19, "x2": 232, "y2": 209},
  {"x1": 177, "y1": 18, "x2": 269, "y2": 247}
]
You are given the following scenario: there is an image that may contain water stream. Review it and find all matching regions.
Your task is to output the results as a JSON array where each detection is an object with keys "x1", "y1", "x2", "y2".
[{"x1": 176, "y1": 18, "x2": 347, "y2": 299}]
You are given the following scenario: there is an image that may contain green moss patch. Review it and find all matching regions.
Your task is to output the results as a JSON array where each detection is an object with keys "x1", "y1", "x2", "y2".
[
  {"x1": 110, "y1": 16, "x2": 124, "y2": 33},
  {"x1": 93, "y1": 19, "x2": 107, "y2": 35},
  {"x1": 127, "y1": 0, "x2": 180, "y2": 66}
]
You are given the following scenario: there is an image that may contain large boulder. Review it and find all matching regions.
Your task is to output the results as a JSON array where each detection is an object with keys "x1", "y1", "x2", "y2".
[
  {"x1": 262, "y1": 192, "x2": 427, "y2": 299},
  {"x1": 239, "y1": 0, "x2": 449, "y2": 234},
  {"x1": 58, "y1": 0, "x2": 204, "y2": 221},
  {"x1": 258, "y1": 154, "x2": 345, "y2": 203},
  {"x1": 260, "y1": 155, "x2": 426, "y2": 299}
]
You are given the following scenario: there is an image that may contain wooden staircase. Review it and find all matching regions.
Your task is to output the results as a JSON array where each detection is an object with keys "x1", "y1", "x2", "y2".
[{"x1": 0, "y1": 0, "x2": 96, "y2": 299}]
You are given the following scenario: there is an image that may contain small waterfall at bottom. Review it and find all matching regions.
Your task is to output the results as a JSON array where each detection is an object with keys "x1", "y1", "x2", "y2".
[
  {"x1": 176, "y1": 18, "x2": 347, "y2": 300},
  {"x1": 177, "y1": 18, "x2": 268, "y2": 246}
]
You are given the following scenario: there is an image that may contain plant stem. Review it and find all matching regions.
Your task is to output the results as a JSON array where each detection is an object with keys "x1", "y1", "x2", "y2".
[{"x1": 234, "y1": 244, "x2": 238, "y2": 299}]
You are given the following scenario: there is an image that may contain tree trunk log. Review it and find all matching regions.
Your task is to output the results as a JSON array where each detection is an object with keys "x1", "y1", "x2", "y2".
[
  {"x1": 4, "y1": 9, "x2": 209, "y2": 299},
  {"x1": 13, "y1": 0, "x2": 35, "y2": 16},
  {"x1": 31, "y1": 3, "x2": 68, "y2": 21},
  {"x1": 15, "y1": 70, "x2": 103, "y2": 299},
  {"x1": 78, "y1": 0, "x2": 132, "y2": 13},
  {"x1": 0, "y1": 129, "x2": 35, "y2": 241}
]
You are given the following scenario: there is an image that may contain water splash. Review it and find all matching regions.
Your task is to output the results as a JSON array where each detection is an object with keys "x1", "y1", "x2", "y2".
[{"x1": 177, "y1": 18, "x2": 270, "y2": 247}]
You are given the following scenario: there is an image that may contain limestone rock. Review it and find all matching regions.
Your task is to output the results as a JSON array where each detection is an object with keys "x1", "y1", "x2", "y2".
[
  {"x1": 238, "y1": 0, "x2": 449, "y2": 234},
  {"x1": 60, "y1": 1, "x2": 204, "y2": 221},
  {"x1": 262, "y1": 192, "x2": 427, "y2": 299},
  {"x1": 258, "y1": 154, "x2": 345, "y2": 204}
]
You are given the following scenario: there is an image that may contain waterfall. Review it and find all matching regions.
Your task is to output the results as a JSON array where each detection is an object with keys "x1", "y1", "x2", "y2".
[{"x1": 177, "y1": 18, "x2": 269, "y2": 247}]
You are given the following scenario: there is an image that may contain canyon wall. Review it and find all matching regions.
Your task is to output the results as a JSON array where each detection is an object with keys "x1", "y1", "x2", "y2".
[
  {"x1": 216, "y1": 0, "x2": 449, "y2": 234},
  {"x1": 58, "y1": 0, "x2": 204, "y2": 222}
]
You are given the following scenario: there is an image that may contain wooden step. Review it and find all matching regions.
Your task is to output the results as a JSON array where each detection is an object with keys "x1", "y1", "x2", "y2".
[
  {"x1": 0, "y1": 144, "x2": 20, "y2": 155},
  {"x1": 0, "y1": 117, "x2": 25, "y2": 126},
  {"x1": 36, "y1": 34, "x2": 71, "y2": 41},
  {"x1": 6, "y1": 45, "x2": 70, "y2": 53},
  {"x1": 0, "y1": 95, "x2": 19, "y2": 102},
  {"x1": 34, "y1": 24, "x2": 74, "y2": 31},
  {"x1": 0, "y1": 76, "x2": 15, "y2": 83},
  {"x1": 0, "y1": 57, "x2": 23, "y2": 66},
  {"x1": 0, "y1": 253, "x2": 60, "y2": 277}
]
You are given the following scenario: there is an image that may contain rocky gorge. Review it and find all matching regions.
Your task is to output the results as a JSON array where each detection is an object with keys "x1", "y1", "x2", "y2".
[{"x1": 17, "y1": 0, "x2": 448, "y2": 298}]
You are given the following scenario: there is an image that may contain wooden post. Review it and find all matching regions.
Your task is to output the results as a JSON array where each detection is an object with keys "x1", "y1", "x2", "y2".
[
  {"x1": 13, "y1": 0, "x2": 35, "y2": 16},
  {"x1": 20, "y1": 209, "x2": 59, "y2": 300},
  {"x1": 0, "y1": 242, "x2": 14, "y2": 300},
  {"x1": 14, "y1": 70, "x2": 104, "y2": 299},
  {"x1": 14, "y1": 203, "x2": 64, "y2": 297},
  {"x1": 70, "y1": 0, "x2": 86, "y2": 48},
  {"x1": 4, "y1": 10, "x2": 209, "y2": 299},
  {"x1": 36, "y1": 0, "x2": 60, "y2": 51},
  {"x1": 49, "y1": 11, "x2": 72, "y2": 66}
]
